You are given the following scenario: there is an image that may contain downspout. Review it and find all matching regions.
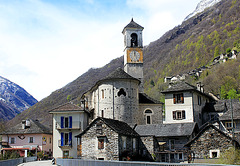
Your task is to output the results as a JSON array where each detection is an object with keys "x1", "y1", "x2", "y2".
[
  {"x1": 98, "y1": 88, "x2": 99, "y2": 117},
  {"x1": 192, "y1": 92, "x2": 195, "y2": 123},
  {"x1": 113, "y1": 82, "x2": 115, "y2": 120}
]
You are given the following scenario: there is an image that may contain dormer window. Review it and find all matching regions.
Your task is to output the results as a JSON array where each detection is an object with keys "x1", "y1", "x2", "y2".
[{"x1": 173, "y1": 93, "x2": 184, "y2": 104}]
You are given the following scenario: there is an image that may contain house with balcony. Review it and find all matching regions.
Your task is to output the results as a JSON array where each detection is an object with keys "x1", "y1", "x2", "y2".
[
  {"x1": 0, "y1": 119, "x2": 52, "y2": 157},
  {"x1": 49, "y1": 102, "x2": 89, "y2": 158}
]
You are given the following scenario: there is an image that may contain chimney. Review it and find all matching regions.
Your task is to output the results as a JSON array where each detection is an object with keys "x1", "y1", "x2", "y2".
[
  {"x1": 196, "y1": 82, "x2": 204, "y2": 93},
  {"x1": 22, "y1": 120, "x2": 26, "y2": 129}
]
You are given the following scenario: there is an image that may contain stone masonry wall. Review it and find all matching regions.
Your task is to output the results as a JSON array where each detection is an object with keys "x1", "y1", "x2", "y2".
[
  {"x1": 189, "y1": 126, "x2": 234, "y2": 159},
  {"x1": 81, "y1": 120, "x2": 119, "y2": 160}
]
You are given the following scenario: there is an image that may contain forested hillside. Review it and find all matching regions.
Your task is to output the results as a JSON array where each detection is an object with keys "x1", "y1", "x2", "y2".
[
  {"x1": 143, "y1": 0, "x2": 240, "y2": 101},
  {"x1": 7, "y1": 0, "x2": 240, "y2": 128}
]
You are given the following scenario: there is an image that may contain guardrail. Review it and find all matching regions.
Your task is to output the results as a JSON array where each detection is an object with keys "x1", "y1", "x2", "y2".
[
  {"x1": 56, "y1": 158, "x2": 236, "y2": 166},
  {"x1": 0, "y1": 156, "x2": 37, "y2": 166}
]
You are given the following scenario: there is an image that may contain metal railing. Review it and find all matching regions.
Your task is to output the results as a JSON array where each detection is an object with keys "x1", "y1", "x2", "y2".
[
  {"x1": 56, "y1": 121, "x2": 81, "y2": 129},
  {"x1": 56, "y1": 158, "x2": 236, "y2": 166},
  {"x1": 58, "y1": 140, "x2": 72, "y2": 147}
]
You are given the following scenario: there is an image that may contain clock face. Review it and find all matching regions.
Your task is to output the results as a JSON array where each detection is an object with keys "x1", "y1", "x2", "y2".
[{"x1": 130, "y1": 51, "x2": 140, "y2": 62}]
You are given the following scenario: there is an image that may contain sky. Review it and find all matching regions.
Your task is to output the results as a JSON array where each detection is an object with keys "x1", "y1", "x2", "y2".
[{"x1": 0, "y1": 0, "x2": 200, "y2": 101}]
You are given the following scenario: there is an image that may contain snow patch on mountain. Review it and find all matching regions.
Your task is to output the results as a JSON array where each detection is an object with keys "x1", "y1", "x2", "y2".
[{"x1": 184, "y1": 0, "x2": 221, "y2": 21}]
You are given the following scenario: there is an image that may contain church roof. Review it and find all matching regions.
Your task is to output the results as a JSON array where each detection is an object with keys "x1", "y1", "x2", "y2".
[
  {"x1": 139, "y1": 93, "x2": 163, "y2": 104},
  {"x1": 122, "y1": 18, "x2": 144, "y2": 33},
  {"x1": 135, "y1": 122, "x2": 197, "y2": 137},
  {"x1": 1, "y1": 119, "x2": 52, "y2": 135},
  {"x1": 49, "y1": 102, "x2": 88, "y2": 113},
  {"x1": 98, "y1": 67, "x2": 140, "y2": 84},
  {"x1": 76, "y1": 117, "x2": 139, "y2": 138}
]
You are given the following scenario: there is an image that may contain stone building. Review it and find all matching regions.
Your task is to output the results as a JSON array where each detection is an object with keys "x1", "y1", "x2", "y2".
[
  {"x1": 76, "y1": 117, "x2": 139, "y2": 161},
  {"x1": 185, "y1": 123, "x2": 239, "y2": 159}
]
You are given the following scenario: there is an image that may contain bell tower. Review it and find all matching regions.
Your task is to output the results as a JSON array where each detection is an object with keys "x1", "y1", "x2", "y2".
[{"x1": 122, "y1": 18, "x2": 144, "y2": 92}]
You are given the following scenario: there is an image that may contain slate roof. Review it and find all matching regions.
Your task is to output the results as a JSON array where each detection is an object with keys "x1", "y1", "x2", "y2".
[
  {"x1": 1, "y1": 119, "x2": 52, "y2": 135},
  {"x1": 49, "y1": 102, "x2": 88, "y2": 113},
  {"x1": 76, "y1": 117, "x2": 139, "y2": 138},
  {"x1": 219, "y1": 99, "x2": 240, "y2": 120},
  {"x1": 161, "y1": 82, "x2": 197, "y2": 93},
  {"x1": 135, "y1": 123, "x2": 197, "y2": 137},
  {"x1": 139, "y1": 93, "x2": 163, "y2": 104},
  {"x1": 100, "y1": 67, "x2": 140, "y2": 83},
  {"x1": 202, "y1": 100, "x2": 227, "y2": 113},
  {"x1": 185, "y1": 123, "x2": 239, "y2": 147},
  {"x1": 122, "y1": 18, "x2": 144, "y2": 33}
]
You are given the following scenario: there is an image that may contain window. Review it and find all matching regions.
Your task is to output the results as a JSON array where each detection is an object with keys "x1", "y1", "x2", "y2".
[
  {"x1": 10, "y1": 137, "x2": 15, "y2": 144},
  {"x1": 179, "y1": 153, "x2": 183, "y2": 160},
  {"x1": 173, "y1": 110, "x2": 186, "y2": 120},
  {"x1": 133, "y1": 138, "x2": 136, "y2": 150},
  {"x1": 122, "y1": 136, "x2": 127, "y2": 150},
  {"x1": 173, "y1": 93, "x2": 184, "y2": 104},
  {"x1": 61, "y1": 116, "x2": 72, "y2": 129},
  {"x1": 131, "y1": 33, "x2": 138, "y2": 47},
  {"x1": 198, "y1": 96, "x2": 202, "y2": 106},
  {"x1": 144, "y1": 109, "x2": 153, "y2": 125},
  {"x1": 101, "y1": 90, "x2": 104, "y2": 99},
  {"x1": 50, "y1": 137, "x2": 51, "y2": 144},
  {"x1": 118, "y1": 88, "x2": 126, "y2": 97},
  {"x1": 101, "y1": 110, "x2": 104, "y2": 118},
  {"x1": 63, "y1": 151, "x2": 69, "y2": 158},
  {"x1": 60, "y1": 132, "x2": 72, "y2": 146},
  {"x1": 170, "y1": 140, "x2": 175, "y2": 150},
  {"x1": 225, "y1": 122, "x2": 236, "y2": 129},
  {"x1": 96, "y1": 123, "x2": 103, "y2": 135},
  {"x1": 29, "y1": 137, "x2": 34, "y2": 143},
  {"x1": 98, "y1": 138, "x2": 104, "y2": 149}
]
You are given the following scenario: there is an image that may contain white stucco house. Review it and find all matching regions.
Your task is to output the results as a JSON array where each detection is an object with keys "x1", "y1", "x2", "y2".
[{"x1": 49, "y1": 103, "x2": 89, "y2": 158}]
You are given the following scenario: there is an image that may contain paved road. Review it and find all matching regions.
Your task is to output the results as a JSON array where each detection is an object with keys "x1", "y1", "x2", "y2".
[{"x1": 18, "y1": 160, "x2": 54, "y2": 166}]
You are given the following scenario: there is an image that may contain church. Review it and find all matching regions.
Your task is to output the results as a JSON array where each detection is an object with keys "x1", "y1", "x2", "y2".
[{"x1": 50, "y1": 19, "x2": 238, "y2": 162}]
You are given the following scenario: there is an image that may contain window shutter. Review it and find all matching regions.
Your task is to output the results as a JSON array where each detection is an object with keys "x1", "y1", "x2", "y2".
[
  {"x1": 9, "y1": 137, "x2": 11, "y2": 143},
  {"x1": 33, "y1": 137, "x2": 35, "y2": 143},
  {"x1": 182, "y1": 110, "x2": 186, "y2": 119},
  {"x1": 173, "y1": 94, "x2": 176, "y2": 104},
  {"x1": 14, "y1": 137, "x2": 16, "y2": 144},
  {"x1": 181, "y1": 94, "x2": 184, "y2": 103},
  {"x1": 69, "y1": 132, "x2": 72, "y2": 146},
  {"x1": 61, "y1": 133, "x2": 64, "y2": 146},
  {"x1": 61, "y1": 116, "x2": 64, "y2": 128},
  {"x1": 69, "y1": 116, "x2": 72, "y2": 129},
  {"x1": 28, "y1": 137, "x2": 30, "y2": 143},
  {"x1": 173, "y1": 111, "x2": 176, "y2": 120}
]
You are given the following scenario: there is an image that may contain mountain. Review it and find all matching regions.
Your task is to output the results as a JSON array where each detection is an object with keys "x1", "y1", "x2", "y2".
[
  {"x1": 7, "y1": 0, "x2": 240, "y2": 128},
  {"x1": 0, "y1": 76, "x2": 38, "y2": 120},
  {"x1": 184, "y1": 0, "x2": 221, "y2": 21}
]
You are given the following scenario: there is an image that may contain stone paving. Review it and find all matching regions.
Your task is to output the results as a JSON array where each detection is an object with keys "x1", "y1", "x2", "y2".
[{"x1": 18, "y1": 160, "x2": 53, "y2": 166}]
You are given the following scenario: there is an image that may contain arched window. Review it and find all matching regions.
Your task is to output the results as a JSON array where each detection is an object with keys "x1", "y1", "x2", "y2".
[
  {"x1": 144, "y1": 109, "x2": 153, "y2": 125},
  {"x1": 131, "y1": 33, "x2": 138, "y2": 47},
  {"x1": 117, "y1": 88, "x2": 126, "y2": 97}
]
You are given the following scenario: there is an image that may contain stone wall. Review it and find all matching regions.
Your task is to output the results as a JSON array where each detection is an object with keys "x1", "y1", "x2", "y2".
[
  {"x1": 189, "y1": 126, "x2": 235, "y2": 159},
  {"x1": 81, "y1": 120, "x2": 119, "y2": 160},
  {"x1": 138, "y1": 104, "x2": 163, "y2": 125}
]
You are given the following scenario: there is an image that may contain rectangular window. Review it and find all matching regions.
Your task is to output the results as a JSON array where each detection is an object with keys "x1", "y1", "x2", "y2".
[
  {"x1": 10, "y1": 137, "x2": 15, "y2": 144},
  {"x1": 133, "y1": 138, "x2": 136, "y2": 150},
  {"x1": 225, "y1": 122, "x2": 236, "y2": 129},
  {"x1": 96, "y1": 123, "x2": 103, "y2": 135},
  {"x1": 173, "y1": 110, "x2": 185, "y2": 120},
  {"x1": 29, "y1": 137, "x2": 34, "y2": 143},
  {"x1": 101, "y1": 90, "x2": 104, "y2": 99},
  {"x1": 65, "y1": 133, "x2": 69, "y2": 146},
  {"x1": 61, "y1": 116, "x2": 72, "y2": 129},
  {"x1": 98, "y1": 138, "x2": 104, "y2": 149},
  {"x1": 173, "y1": 93, "x2": 184, "y2": 104},
  {"x1": 122, "y1": 136, "x2": 127, "y2": 150},
  {"x1": 170, "y1": 140, "x2": 175, "y2": 150},
  {"x1": 198, "y1": 96, "x2": 202, "y2": 106},
  {"x1": 146, "y1": 115, "x2": 151, "y2": 124},
  {"x1": 179, "y1": 153, "x2": 183, "y2": 160}
]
